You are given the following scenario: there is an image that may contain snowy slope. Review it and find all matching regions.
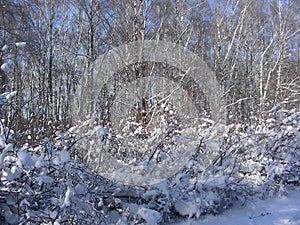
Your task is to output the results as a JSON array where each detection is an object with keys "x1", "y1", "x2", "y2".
[{"x1": 171, "y1": 187, "x2": 300, "y2": 225}]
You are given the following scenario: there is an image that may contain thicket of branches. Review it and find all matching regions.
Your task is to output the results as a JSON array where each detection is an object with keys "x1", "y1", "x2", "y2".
[
  {"x1": 0, "y1": 0, "x2": 299, "y2": 136},
  {"x1": 0, "y1": 92, "x2": 299, "y2": 224}
]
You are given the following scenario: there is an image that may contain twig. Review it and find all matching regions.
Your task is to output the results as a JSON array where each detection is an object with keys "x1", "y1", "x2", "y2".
[{"x1": 147, "y1": 129, "x2": 174, "y2": 165}]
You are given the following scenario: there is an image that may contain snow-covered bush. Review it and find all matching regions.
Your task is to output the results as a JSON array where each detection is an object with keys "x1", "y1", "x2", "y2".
[
  {"x1": 0, "y1": 137, "x2": 108, "y2": 224},
  {"x1": 222, "y1": 109, "x2": 300, "y2": 198},
  {"x1": 0, "y1": 103, "x2": 299, "y2": 224},
  {"x1": 0, "y1": 92, "x2": 17, "y2": 107}
]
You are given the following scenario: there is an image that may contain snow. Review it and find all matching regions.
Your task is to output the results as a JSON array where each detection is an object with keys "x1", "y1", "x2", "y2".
[
  {"x1": 61, "y1": 186, "x2": 74, "y2": 208},
  {"x1": 17, "y1": 150, "x2": 35, "y2": 170},
  {"x1": 170, "y1": 187, "x2": 300, "y2": 225},
  {"x1": 0, "y1": 91, "x2": 17, "y2": 106},
  {"x1": 36, "y1": 175, "x2": 54, "y2": 185},
  {"x1": 174, "y1": 200, "x2": 200, "y2": 217},
  {"x1": 0, "y1": 203, "x2": 18, "y2": 224},
  {"x1": 204, "y1": 174, "x2": 228, "y2": 189},
  {"x1": 52, "y1": 150, "x2": 70, "y2": 165},
  {"x1": 1, "y1": 44, "x2": 8, "y2": 51},
  {"x1": 0, "y1": 62, "x2": 9, "y2": 73},
  {"x1": 5, "y1": 165, "x2": 22, "y2": 181},
  {"x1": 0, "y1": 143, "x2": 13, "y2": 169},
  {"x1": 15, "y1": 42, "x2": 26, "y2": 48},
  {"x1": 138, "y1": 207, "x2": 162, "y2": 225}
]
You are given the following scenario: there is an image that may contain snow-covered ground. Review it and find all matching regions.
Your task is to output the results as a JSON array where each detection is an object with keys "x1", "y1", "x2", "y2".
[{"x1": 171, "y1": 187, "x2": 300, "y2": 225}]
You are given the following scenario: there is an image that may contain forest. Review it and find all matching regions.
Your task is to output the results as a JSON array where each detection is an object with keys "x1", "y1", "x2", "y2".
[{"x1": 0, "y1": 0, "x2": 299, "y2": 224}]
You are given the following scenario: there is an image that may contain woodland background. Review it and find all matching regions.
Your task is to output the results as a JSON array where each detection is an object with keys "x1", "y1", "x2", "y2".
[{"x1": 0, "y1": 0, "x2": 299, "y2": 137}]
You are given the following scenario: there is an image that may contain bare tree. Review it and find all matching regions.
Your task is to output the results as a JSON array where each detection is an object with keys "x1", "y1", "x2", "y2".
[{"x1": 0, "y1": 0, "x2": 299, "y2": 140}]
